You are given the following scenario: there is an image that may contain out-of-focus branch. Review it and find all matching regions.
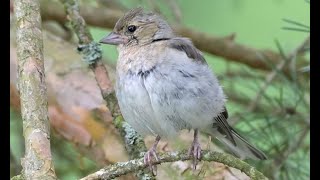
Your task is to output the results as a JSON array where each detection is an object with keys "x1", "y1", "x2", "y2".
[
  {"x1": 271, "y1": 126, "x2": 309, "y2": 179},
  {"x1": 248, "y1": 36, "x2": 310, "y2": 112},
  {"x1": 58, "y1": 0, "x2": 153, "y2": 178},
  {"x1": 39, "y1": 0, "x2": 308, "y2": 74},
  {"x1": 230, "y1": 36, "x2": 310, "y2": 125},
  {"x1": 174, "y1": 26, "x2": 303, "y2": 75},
  {"x1": 13, "y1": 0, "x2": 57, "y2": 179},
  {"x1": 40, "y1": 0, "x2": 123, "y2": 32},
  {"x1": 97, "y1": 0, "x2": 127, "y2": 11},
  {"x1": 165, "y1": 0, "x2": 182, "y2": 23},
  {"x1": 42, "y1": 21, "x2": 73, "y2": 41},
  {"x1": 81, "y1": 150, "x2": 268, "y2": 180}
]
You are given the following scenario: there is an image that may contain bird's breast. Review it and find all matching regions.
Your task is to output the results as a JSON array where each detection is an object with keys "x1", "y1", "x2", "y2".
[
  {"x1": 116, "y1": 44, "x2": 166, "y2": 76},
  {"x1": 114, "y1": 43, "x2": 226, "y2": 139}
]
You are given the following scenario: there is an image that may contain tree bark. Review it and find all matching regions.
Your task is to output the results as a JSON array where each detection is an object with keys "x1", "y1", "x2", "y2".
[{"x1": 14, "y1": 0, "x2": 57, "y2": 179}]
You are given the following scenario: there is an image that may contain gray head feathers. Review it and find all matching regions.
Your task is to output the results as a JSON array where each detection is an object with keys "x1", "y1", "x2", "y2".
[
  {"x1": 114, "y1": 7, "x2": 175, "y2": 41},
  {"x1": 114, "y1": 7, "x2": 145, "y2": 31}
]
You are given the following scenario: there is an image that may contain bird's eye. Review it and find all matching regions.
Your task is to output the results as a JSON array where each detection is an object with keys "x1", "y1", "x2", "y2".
[{"x1": 127, "y1": 25, "x2": 137, "y2": 33}]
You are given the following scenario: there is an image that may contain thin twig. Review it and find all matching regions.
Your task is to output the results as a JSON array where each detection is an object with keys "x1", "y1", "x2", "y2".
[
  {"x1": 81, "y1": 150, "x2": 268, "y2": 180},
  {"x1": 282, "y1": 18, "x2": 310, "y2": 33}
]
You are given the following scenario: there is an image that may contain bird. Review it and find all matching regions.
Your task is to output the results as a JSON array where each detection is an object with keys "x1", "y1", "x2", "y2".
[{"x1": 99, "y1": 7, "x2": 267, "y2": 174}]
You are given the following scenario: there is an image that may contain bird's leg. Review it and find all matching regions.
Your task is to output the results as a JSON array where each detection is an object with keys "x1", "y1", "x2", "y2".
[
  {"x1": 144, "y1": 135, "x2": 161, "y2": 175},
  {"x1": 188, "y1": 129, "x2": 202, "y2": 170}
]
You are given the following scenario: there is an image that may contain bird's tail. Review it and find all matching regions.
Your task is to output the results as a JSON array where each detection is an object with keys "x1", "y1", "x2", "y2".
[{"x1": 206, "y1": 127, "x2": 267, "y2": 160}]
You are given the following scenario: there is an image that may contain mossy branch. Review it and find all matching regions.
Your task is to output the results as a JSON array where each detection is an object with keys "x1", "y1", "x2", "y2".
[
  {"x1": 81, "y1": 150, "x2": 268, "y2": 180},
  {"x1": 59, "y1": 0, "x2": 152, "y2": 179}
]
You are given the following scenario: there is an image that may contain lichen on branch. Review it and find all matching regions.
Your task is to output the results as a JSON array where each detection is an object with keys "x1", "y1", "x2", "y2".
[{"x1": 81, "y1": 150, "x2": 269, "y2": 180}]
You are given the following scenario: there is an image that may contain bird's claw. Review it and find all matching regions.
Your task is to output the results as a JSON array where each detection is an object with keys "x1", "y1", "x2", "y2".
[
  {"x1": 144, "y1": 147, "x2": 159, "y2": 175},
  {"x1": 188, "y1": 138, "x2": 202, "y2": 170}
]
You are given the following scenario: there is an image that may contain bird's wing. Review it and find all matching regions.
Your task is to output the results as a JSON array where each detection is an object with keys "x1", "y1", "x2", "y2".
[
  {"x1": 214, "y1": 107, "x2": 236, "y2": 145},
  {"x1": 168, "y1": 37, "x2": 207, "y2": 64},
  {"x1": 168, "y1": 38, "x2": 235, "y2": 144}
]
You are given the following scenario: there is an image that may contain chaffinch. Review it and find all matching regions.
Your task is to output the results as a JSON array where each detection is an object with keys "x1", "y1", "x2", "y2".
[{"x1": 100, "y1": 7, "x2": 267, "y2": 174}]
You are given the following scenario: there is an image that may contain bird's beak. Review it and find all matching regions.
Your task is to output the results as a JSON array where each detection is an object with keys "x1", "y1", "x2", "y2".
[{"x1": 99, "y1": 32, "x2": 127, "y2": 45}]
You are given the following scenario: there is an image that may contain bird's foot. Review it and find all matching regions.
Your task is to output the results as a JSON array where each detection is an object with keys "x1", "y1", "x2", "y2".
[
  {"x1": 188, "y1": 129, "x2": 202, "y2": 170},
  {"x1": 144, "y1": 135, "x2": 161, "y2": 175}
]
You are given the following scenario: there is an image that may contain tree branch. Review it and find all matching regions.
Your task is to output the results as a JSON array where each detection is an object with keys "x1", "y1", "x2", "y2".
[
  {"x1": 81, "y1": 150, "x2": 268, "y2": 180},
  {"x1": 14, "y1": 0, "x2": 57, "y2": 179},
  {"x1": 58, "y1": 0, "x2": 153, "y2": 179},
  {"x1": 39, "y1": 0, "x2": 308, "y2": 74}
]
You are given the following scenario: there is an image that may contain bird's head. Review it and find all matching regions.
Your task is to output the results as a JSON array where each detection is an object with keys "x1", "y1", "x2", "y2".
[{"x1": 99, "y1": 7, "x2": 174, "y2": 47}]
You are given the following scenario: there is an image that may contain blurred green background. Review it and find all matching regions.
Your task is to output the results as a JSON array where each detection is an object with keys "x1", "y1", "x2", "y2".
[
  {"x1": 10, "y1": 0, "x2": 309, "y2": 179},
  {"x1": 93, "y1": 0, "x2": 309, "y2": 66}
]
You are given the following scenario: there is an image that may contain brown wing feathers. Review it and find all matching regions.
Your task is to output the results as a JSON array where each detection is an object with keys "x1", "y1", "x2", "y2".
[
  {"x1": 215, "y1": 107, "x2": 236, "y2": 145},
  {"x1": 168, "y1": 38, "x2": 207, "y2": 64}
]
